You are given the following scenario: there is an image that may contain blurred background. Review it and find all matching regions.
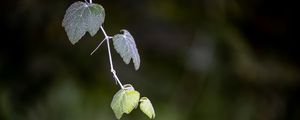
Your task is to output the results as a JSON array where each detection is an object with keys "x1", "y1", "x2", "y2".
[{"x1": 1, "y1": 0, "x2": 299, "y2": 120}]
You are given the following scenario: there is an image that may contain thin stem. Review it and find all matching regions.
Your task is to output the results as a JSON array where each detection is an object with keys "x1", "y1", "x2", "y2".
[
  {"x1": 100, "y1": 26, "x2": 124, "y2": 89},
  {"x1": 89, "y1": 0, "x2": 92, "y2": 4},
  {"x1": 100, "y1": 26, "x2": 108, "y2": 38},
  {"x1": 90, "y1": 38, "x2": 106, "y2": 55}
]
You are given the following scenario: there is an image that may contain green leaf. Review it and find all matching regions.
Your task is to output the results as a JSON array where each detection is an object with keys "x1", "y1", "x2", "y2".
[
  {"x1": 123, "y1": 86, "x2": 140, "y2": 114},
  {"x1": 62, "y1": 1, "x2": 105, "y2": 44},
  {"x1": 111, "y1": 89, "x2": 125, "y2": 119},
  {"x1": 112, "y1": 30, "x2": 140, "y2": 70},
  {"x1": 140, "y1": 97, "x2": 155, "y2": 119},
  {"x1": 110, "y1": 84, "x2": 140, "y2": 119}
]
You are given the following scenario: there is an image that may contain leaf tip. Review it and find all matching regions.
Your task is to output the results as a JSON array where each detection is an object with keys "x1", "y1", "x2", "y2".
[
  {"x1": 70, "y1": 40, "x2": 77, "y2": 45},
  {"x1": 134, "y1": 62, "x2": 140, "y2": 70}
]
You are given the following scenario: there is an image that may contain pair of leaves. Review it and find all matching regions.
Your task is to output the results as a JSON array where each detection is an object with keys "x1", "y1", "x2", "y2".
[
  {"x1": 62, "y1": 1, "x2": 140, "y2": 70},
  {"x1": 62, "y1": 1, "x2": 105, "y2": 44},
  {"x1": 111, "y1": 84, "x2": 155, "y2": 119}
]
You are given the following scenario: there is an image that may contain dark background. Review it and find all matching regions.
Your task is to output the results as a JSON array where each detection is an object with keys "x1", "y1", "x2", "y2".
[{"x1": 1, "y1": 0, "x2": 299, "y2": 120}]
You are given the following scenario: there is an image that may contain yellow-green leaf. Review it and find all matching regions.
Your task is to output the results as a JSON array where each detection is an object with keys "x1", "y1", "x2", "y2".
[
  {"x1": 123, "y1": 89, "x2": 140, "y2": 114},
  {"x1": 111, "y1": 89, "x2": 125, "y2": 119},
  {"x1": 140, "y1": 97, "x2": 155, "y2": 119},
  {"x1": 110, "y1": 84, "x2": 140, "y2": 119}
]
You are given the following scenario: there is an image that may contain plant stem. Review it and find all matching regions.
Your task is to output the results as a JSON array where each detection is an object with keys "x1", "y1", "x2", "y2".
[
  {"x1": 89, "y1": 0, "x2": 92, "y2": 4},
  {"x1": 90, "y1": 38, "x2": 106, "y2": 55},
  {"x1": 100, "y1": 26, "x2": 124, "y2": 89}
]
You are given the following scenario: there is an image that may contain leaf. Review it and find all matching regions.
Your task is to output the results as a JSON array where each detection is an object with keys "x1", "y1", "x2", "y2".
[
  {"x1": 140, "y1": 97, "x2": 155, "y2": 119},
  {"x1": 62, "y1": 1, "x2": 105, "y2": 44},
  {"x1": 123, "y1": 86, "x2": 140, "y2": 114},
  {"x1": 112, "y1": 30, "x2": 140, "y2": 70},
  {"x1": 110, "y1": 84, "x2": 140, "y2": 119},
  {"x1": 111, "y1": 89, "x2": 125, "y2": 119}
]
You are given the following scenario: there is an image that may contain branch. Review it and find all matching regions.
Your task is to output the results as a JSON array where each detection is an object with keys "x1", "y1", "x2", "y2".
[{"x1": 100, "y1": 26, "x2": 124, "y2": 89}]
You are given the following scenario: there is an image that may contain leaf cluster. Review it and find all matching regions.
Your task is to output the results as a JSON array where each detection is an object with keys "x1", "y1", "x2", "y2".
[
  {"x1": 62, "y1": 1, "x2": 155, "y2": 119},
  {"x1": 111, "y1": 84, "x2": 155, "y2": 119}
]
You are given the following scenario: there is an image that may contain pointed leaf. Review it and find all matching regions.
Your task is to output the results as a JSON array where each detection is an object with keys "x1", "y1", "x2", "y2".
[
  {"x1": 62, "y1": 1, "x2": 105, "y2": 44},
  {"x1": 112, "y1": 30, "x2": 140, "y2": 70},
  {"x1": 140, "y1": 97, "x2": 155, "y2": 119},
  {"x1": 111, "y1": 89, "x2": 125, "y2": 119}
]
